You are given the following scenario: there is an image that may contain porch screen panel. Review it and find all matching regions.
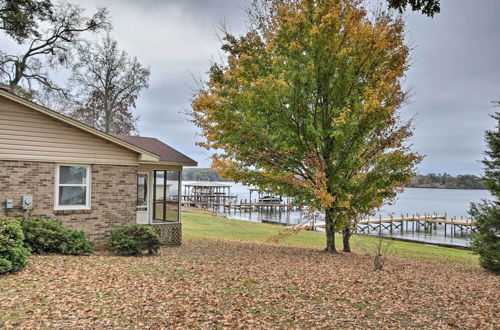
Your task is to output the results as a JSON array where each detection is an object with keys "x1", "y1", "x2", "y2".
[
  {"x1": 153, "y1": 170, "x2": 180, "y2": 222},
  {"x1": 153, "y1": 171, "x2": 165, "y2": 220},
  {"x1": 165, "y1": 170, "x2": 180, "y2": 222}
]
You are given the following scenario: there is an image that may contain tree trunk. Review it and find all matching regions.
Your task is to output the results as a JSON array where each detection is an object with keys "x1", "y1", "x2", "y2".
[
  {"x1": 104, "y1": 106, "x2": 111, "y2": 133},
  {"x1": 10, "y1": 61, "x2": 24, "y2": 88},
  {"x1": 324, "y1": 208, "x2": 337, "y2": 253},
  {"x1": 342, "y1": 227, "x2": 352, "y2": 252}
]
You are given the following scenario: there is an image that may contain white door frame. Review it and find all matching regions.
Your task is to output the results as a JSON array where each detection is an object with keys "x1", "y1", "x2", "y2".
[{"x1": 136, "y1": 171, "x2": 152, "y2": 224}]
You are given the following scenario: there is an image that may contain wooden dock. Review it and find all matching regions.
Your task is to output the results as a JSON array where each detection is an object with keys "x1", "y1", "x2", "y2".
[
  {"x1": 181, "y1": 200, "x2": 301, "y2": 212},
  {"x1": 295, "y1": 213, "x2": 476, "y2": 237},
  {"x1": 181, "y1": 183, "x2": 301, "y2": 213}
]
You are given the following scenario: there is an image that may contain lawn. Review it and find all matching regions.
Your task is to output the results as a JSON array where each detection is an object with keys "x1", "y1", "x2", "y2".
[
  {"x1": 182, "y1": 209, "x2": 479, "y2": 266},
  {"x1": 1, "y1": 210, "x2": 498, "y2": 329}
]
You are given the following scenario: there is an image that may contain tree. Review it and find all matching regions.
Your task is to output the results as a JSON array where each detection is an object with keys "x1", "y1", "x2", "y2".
[
  {"x1": 386, "y1": 0, "x2": 440, "y2": 17},
  {"x1": 192, "y1": 0, "x2": 421, "y2": 253},
  {"x1": 0, "y1": 2, "x2": 109, "y2": 96},
  {"x1": 470, "y1": 108, "x2": 499, "y2": 274},
  {"x1": 68, "y1": 34, "x2": 150, "y2": 134},
  {"x1": 0, "y1": 0, "x2": 52, "y2": 43}
]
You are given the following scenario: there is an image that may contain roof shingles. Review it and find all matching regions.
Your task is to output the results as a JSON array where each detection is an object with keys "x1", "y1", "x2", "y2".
[{"x1": 114, "y1": 135, "x2": 197, "y2": 166}]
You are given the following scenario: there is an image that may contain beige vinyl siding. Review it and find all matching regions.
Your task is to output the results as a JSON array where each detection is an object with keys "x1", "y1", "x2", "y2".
[{"x1": 0, "y1": 97, "x2": 139, "y2": 165}]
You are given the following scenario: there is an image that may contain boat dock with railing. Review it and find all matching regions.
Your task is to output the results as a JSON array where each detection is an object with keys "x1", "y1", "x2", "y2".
[
  {"x1": 296, "y1": 213, "x2": 476, "y2": 237},
  {"x1": 181, "y1": 183, "x2": 301, "y2": 212}
]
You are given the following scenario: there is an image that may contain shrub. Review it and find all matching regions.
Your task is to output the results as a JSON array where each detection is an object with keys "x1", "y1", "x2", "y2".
[
  {"x1": 355, "y1": 236, "x2": 393, "y2": 271},
  {"x1": 108, "y1": 224, "x2": 162, "y2": 256},
  {"x1": 21, "y1": 218, "x2": 93, "y2": 255},
  {"x1": 0, "y1": 217, "x2": 30, "y2": 274},
  {"x1": 470, "y1": 201, "x2": 500, "y2": 275},
  {"x1": 21, "y1": 218, "x2": 64, "y2": 253},
  {"x1": 469, "y1": 111, "x2": 499, "y2": 274},
  {"x1": 59, "y1": 230, "x2": 94, "y2": 255}
]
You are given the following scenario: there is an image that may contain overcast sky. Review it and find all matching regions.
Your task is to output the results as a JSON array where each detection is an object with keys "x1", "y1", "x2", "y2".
[{"x1": 4, "y1": 0, "x2": 499, "y2": 174}]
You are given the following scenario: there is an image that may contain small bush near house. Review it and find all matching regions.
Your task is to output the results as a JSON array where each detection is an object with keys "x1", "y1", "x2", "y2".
[
  {"x1": 21, "y1": 218, "x2": 93, "y2": 255},
  {"x1": 108, "y1": 224, "x2": 162, "y2": 256},
  {"x1": 0, "y1": 217, "x2": 30, "y2": 274},
  {"x1": 59, "y1": 230, "x2": 94, "y2": 255}
]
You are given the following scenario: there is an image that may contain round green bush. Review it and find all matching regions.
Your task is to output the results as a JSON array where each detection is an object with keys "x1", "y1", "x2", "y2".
[
  {"x1": 108, "y1": 224, "x2": 162, "y2": 256},
  {"x1": 59, "y1": 230, "x2": 94, "y2": 255},
  {"x1": 0, "y1": 217, "x2": 30, "y2": 274},
  {"x1": 21, "y1": 218, "x2": 93, "y2": 255}
]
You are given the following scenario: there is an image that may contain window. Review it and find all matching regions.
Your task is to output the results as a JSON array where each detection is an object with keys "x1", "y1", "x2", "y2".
[{"x1": 55, "y1": 165, "x2": 91, "y2": 210}]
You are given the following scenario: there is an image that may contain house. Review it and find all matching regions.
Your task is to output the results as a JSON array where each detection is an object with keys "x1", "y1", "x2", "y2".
[{"x1": 0, "y1": 87, "x2": 197, "y2": 246}]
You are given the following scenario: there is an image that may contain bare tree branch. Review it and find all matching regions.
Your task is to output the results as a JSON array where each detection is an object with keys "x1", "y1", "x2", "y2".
[
  {"x1": 0, "y1": 1, "x2": 110, "y2": 97},
  {"x1": 68, "y1": 34, "x2": 150, "y2": 135}
]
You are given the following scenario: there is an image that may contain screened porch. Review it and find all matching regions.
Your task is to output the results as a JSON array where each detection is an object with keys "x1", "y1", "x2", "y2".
[{"x1": 136, "y1": 169, "x2": 181, "y2": 225}]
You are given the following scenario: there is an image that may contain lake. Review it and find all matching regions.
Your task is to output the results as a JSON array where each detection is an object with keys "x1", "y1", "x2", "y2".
[{"x1": 182, "y1": 181, "x2": 493, "y2": 247}]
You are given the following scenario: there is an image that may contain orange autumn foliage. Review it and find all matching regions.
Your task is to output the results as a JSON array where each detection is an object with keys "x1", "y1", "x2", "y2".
[{"x1": 191, "y1": 0, "x2": 422, "y2": 252}]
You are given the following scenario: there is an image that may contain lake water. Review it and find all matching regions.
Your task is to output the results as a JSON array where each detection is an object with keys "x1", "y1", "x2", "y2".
[{"x1": 183, "y1": 181, "x2": 493, "y2": 247}]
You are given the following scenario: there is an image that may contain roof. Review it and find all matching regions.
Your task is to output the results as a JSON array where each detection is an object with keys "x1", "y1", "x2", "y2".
[
  {"x1": 0, "y1": 88, "x2": 159, "y2": 162},
  {"x1": 0, "y1": 87, "x2": 197, "y2": 167},
  {"x1": 114, "y1": 135, "x2": 198, "y2": 166}
]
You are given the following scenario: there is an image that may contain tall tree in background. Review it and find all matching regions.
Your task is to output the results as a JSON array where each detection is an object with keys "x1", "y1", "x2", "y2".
[
  {"x1": 0, "y1": 2, "x2": 109, "y2": 97},
  {"x1": 69, "y1": 35, "x2": 150, "y2": 134},
  {"x1": 387, "y1": 0, "x2": 440, "y2": 17},
  {"x1": 0, "y1": 0, "x2": 52, "y2": 42},
  {"x1": 192, "y1": 0, "x2": 421, "y2": 253},
  {"x1": 470, "y1": 106, "x2": 500, "y2": 274}
]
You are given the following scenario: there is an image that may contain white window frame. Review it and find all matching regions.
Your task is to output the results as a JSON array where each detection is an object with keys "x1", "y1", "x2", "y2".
[{"x1": 54, "y1": 164, "x2": 91, "y2": 211}]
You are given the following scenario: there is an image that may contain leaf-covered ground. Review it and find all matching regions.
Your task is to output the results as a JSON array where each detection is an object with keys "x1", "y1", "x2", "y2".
[{"x1": 1, "y1": 238, "x2": 499, "y2": 329}]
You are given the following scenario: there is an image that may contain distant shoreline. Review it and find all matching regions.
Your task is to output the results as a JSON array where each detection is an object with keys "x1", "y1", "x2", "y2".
[
  {"x1": 407, "y1": 186, "x2": 487, "y2": 190},
  {"x1": 182, "y1": 180, "x2": 488, "y2": 190},
  {"x1": 183, "y1": 170, "x2": 487, "y2": 190}
]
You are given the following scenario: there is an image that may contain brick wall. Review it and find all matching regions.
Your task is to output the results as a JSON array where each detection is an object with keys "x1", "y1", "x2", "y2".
[{"x1": 0, "y1": 160, "x2": 137, "y2": 246}]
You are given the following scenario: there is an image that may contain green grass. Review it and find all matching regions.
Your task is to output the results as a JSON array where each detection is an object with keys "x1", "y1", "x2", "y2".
[{"x1": 182, "y1": 210, "x2": 479, "y2": 266}]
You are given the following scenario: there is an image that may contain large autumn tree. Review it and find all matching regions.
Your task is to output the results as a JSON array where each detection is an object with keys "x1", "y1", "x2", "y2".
[{"x1": 192, "y1": 0, "x2": 421, "y2": 253}]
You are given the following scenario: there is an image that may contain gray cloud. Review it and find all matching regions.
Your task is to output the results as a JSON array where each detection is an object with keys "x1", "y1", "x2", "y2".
[
  {"x1": 2, "y1": 0, "x2": 498, "y2": 174},
  {"x1": 403, "y1": 0, "x2": 500, "y2": 175},
  {"x1": 75, "y1": 0, "x2": 249, "y2": 167}
]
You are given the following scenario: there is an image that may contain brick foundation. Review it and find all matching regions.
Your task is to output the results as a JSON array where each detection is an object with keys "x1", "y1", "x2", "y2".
[{"x1": 0, "y1": 160, "x2": 137, "y2": 246}]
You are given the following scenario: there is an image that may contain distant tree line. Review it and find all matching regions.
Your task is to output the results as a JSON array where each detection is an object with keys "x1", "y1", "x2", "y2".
[
  {"x1": 185, "y1": 169, "x2": 487, "y2": 190},
  {"x1": 408, "y1": 173, "x2": 486, "y2": 190}
]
